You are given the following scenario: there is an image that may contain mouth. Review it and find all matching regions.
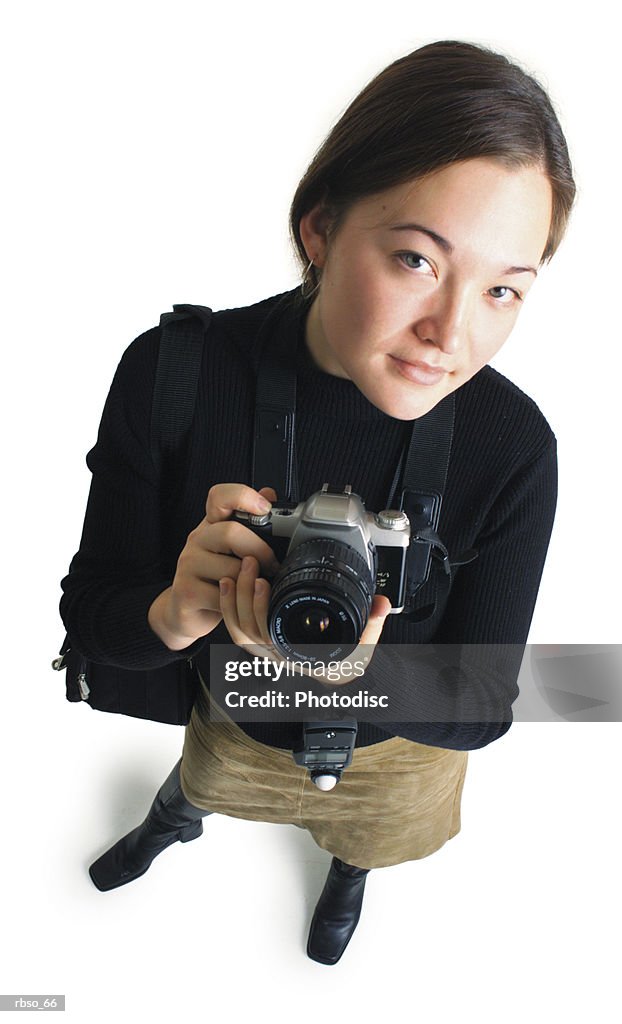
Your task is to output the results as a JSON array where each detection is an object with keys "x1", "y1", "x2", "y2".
[{"x1": 388, "y1": 355, "x2": 449, "y2": 386}]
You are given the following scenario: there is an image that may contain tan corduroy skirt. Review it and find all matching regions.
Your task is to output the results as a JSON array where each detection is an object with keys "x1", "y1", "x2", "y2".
[{"x1": 179, "y1": 673, "x2": 468, "y2": 869}]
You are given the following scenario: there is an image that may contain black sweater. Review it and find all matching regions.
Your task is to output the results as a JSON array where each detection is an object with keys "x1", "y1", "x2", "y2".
[{"x1": 60, "y1": 287, "x2": 558, "y2": 751}]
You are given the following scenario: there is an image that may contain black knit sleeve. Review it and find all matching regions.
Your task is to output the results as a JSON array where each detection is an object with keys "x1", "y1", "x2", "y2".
[
  {"x1": 362, "y1": 434, "x2": 558, "y2": 749},
  {"x1": 59, "y1": 328, "x2": 208, "y2": 669}
]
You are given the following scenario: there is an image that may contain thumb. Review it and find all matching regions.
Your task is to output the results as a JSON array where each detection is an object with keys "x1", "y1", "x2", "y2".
[
  {"x1": 360, "y1": 594, "x2": 392, "y2": 646},
  {"x1": 258, "y1": 486, "x2": 278, "y2": 505}
]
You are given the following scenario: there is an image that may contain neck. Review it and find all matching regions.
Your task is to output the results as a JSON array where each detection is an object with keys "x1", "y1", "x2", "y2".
[{"x1": 304, "y1": 295, "x2": 351, "y2": 379}]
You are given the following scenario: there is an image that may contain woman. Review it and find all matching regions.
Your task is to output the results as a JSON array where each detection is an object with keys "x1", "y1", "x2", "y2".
[{"x1": 60, "y1": 39, "x2": 575, "y2": 965}]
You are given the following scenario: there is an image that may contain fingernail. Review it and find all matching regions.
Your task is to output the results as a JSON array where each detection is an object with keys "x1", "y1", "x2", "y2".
[
  {"x1": 257, "y1": 497, "x2": 272, "y2": 513},
  {"x1": 219, "y1": 579, "x2": 230, "y2": 595}
]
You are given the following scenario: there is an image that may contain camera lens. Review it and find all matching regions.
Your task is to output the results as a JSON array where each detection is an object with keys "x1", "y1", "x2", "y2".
[
  {"x1": 286, "y1": 607, "x2": 337, "y2": 645},
  {"x1": 300, "y1": 610, "x2": 331, "y2": 635},
  {"x1": 268, "y1": 537, "x2": 374, "y2": 663}
]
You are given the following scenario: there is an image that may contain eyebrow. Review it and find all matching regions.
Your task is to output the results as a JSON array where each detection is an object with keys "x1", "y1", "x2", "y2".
[{"x1": 388, "y1": 222, "x2": 538, "y2": 277}]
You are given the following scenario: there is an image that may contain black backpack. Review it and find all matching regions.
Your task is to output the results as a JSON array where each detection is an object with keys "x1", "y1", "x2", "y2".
[{"x1": 52, "y1": 304, "x2": 213, "y2": 726}]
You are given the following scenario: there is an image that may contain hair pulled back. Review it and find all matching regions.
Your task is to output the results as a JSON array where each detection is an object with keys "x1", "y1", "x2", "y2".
[{"x1": 289, "y1": 40, "x2": 575, "y2": 294}]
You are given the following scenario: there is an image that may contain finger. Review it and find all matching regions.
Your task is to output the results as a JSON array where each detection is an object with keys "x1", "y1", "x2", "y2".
[
  {"x1": 359, "y1": 595, "x2": 392, "y2": 646},
  {"x1": 253, "y1": 487, "x2": 280, "y2": 574},
  {"x1": 192, "y1": 521, "x2": 280, "y2": 577},
  {"x1": 257, "y1": 486, "x2": 278, "y2": 505},
  {"x1": 205, "y1": 483, "x2": 274, "y2": 524},
  {"x1": 180, "y1": 549, "x2": 244, "y2": 586},
  {"x1": 218, "y1": 576, "x2": 243, "y2": 643},
  {"x1": 252, "y1": 575, "x2": 273, "y2": 646},
  {"x1": 235, "y1": 556, "x2": 263, "y2": 641}
]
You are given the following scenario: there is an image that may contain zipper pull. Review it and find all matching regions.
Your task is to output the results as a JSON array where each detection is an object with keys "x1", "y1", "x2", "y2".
[{"x1": 77, "y1": 662, "x2": 90, "y2": 700}]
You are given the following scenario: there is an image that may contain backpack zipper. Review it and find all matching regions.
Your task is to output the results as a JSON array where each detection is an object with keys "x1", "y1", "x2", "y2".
[
  {"x1": 51, "y1": 649, "x2": 91, "y2": 700},
  {"x1": 77, "y1": 662, "x2": 90, "y2": 700}
]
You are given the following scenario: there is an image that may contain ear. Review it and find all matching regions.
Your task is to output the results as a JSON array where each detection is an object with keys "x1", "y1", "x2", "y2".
[{"x1": 299, "y1": 203, "x2": 334, "y2": 270}]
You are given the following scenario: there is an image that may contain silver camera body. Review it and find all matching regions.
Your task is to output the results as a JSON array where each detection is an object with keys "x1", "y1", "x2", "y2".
[{"x1": 234, "y1": 484, "x2": 410, "y2": 662}]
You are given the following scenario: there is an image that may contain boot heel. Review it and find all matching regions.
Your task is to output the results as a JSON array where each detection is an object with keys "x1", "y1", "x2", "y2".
[
  {"x1": 89, "y1": 761, "x2": 212, "y2": 892},
  {"x1": 179, "y1": 819, "x2": 203, "y2": 843}
]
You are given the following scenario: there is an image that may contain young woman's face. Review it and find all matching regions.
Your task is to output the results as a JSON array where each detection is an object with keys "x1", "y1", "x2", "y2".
[{"x1": 300, "y1": 157, "x2": 553, "y2": 420}]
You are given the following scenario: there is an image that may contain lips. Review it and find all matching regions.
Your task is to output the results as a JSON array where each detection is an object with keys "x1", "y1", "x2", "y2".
[{"x1": 389, "y1": 355, "x2": 449, "y2": 386}]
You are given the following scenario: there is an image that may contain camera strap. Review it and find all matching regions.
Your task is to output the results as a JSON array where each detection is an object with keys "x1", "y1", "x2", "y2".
[
  {"x1": 397, "y1": 391, "x2": 477, "y2": 612},
  {"x1": 251, "y1": 289, "x2": 477, "y2": 617},
  {"x1": 251, "y1": 291, "x2": 302, "y2": 503}
]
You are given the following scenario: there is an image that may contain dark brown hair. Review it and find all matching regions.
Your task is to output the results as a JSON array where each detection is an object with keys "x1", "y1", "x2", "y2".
[{"x1": 289, "y1": 40, "x2": 575, "y2": 293}]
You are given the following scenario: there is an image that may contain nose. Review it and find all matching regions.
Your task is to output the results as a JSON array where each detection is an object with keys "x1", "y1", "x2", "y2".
[{"x1": 412, "y1": 282, "x2": 469, "y2": 356}]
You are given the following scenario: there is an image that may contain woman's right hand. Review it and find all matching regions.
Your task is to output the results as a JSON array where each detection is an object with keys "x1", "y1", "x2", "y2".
[{"x1": 148, "y1": 483, "x2": 279, "y2": 651}]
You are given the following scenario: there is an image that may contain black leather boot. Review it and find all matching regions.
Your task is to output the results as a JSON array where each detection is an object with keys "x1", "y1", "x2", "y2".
[
  {"x1": 89, "y1": 759, "x2": 212, "y2": 892},
  {"x1": 307, "y1": 857, "x2": 370, "y2": 965}
]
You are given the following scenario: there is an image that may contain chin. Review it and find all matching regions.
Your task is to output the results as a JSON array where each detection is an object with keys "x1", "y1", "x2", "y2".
[{"x1": 360, "y1": 379, "x2": 448, "y2": 421}]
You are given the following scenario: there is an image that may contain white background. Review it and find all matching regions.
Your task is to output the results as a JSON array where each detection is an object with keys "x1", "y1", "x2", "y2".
[{"x1": 1, "y1": 1, "x2": 620, "y2": 1020}]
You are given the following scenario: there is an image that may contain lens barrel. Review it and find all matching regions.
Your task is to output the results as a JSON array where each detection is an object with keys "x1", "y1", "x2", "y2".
[{"x1": 268, "y1": 537, "x2": 374, "y2": 663}]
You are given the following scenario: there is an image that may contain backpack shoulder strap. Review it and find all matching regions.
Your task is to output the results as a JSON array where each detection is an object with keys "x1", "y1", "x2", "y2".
[
  {"x1": 53, "y1": 304, "x2": 212, "y2": 683},
  {"x1": 150, "y1": 303, "x2": 213, "y2": 474}
]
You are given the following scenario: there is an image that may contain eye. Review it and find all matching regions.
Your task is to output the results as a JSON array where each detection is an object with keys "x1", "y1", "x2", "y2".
[
  {"x1": 488, "y1": 285, "x2": 523, "y2": 305},
  {"x1": 396, "y1": 251, "x2": 436, "y2": 275}
]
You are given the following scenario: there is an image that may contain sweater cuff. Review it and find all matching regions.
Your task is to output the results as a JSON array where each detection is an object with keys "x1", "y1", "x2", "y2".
[
  {"x1": 355, "y1": 642, "x2": 520, "y2": 749},
  {"x1": 67, "y1": 579, "x2": 209, "y2": 670}
]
